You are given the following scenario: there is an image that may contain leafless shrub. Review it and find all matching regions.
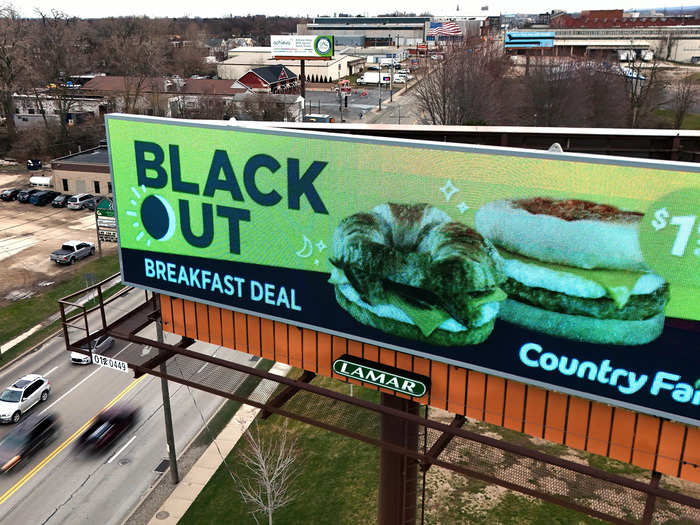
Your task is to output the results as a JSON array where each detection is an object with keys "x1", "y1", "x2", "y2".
[
  {"x1": 233, "y1": 420, "x2": 302, "y2": 525},
  {"x1": 670, "y1": 73, "x2": 696, "y2": 129}
]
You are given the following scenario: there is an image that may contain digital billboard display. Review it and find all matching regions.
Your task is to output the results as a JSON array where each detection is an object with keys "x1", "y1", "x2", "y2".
[
  {"x1": 271, "y1": 35, "x2": 334, "y2": 60},
  {"x1": 106, "y1": 115, "x2": 700, "y2": 426}
]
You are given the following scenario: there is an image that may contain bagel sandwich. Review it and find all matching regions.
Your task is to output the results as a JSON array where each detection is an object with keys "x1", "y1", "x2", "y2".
[
  {"x1": 329, "y1": 203, "x2": 507, "y2": 346},
  {"x1": 475, "y1": 197, "x2": 669, "y2": 345}
]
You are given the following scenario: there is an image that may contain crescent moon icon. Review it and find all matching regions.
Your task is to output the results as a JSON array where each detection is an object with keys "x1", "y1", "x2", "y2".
[
  {"x1": 155, "y1": 195, "x2": 176, "y2": 242},
  {"x1": 295, "y1": 235, "x2": 313, "y2": 258}
]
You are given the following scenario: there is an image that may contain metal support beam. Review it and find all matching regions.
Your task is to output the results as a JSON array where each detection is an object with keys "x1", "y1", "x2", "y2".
[
  {"x1": 156, "y1": 317, "x2": 179, "y2": 484},
  {"x1": 379, "y1": 393, "x2": 419, "y2": 525},
  {"x1": 261, "y1": 370, "x2": 316, "y2": 419},
  {"x1": 420, "y1": 414, "x2": 466, "y2": 472},
  {"x1": 134, "y1": 336, "x2": 196, "y2": 378},
  {"x1": 641, "y1": 471, "x2": 662, "y2": 525}
]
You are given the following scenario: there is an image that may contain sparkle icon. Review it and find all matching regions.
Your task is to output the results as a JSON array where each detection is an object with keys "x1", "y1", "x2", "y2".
[
  {"x1": 316, "y1": 240, "x2": 327, "y2": 252},
  {"x1": 457, "y1": 202, "x2": 470, "y2": 214},
  {"x1": 314, "y1": 259, "x2": 320, "y2": 265},
  {"x1": 439, "y1": 180, "x2": 459, "y2": 202}
]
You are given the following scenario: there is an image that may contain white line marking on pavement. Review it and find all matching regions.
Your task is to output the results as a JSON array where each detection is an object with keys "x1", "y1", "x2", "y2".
[
  {"x1": 107, "y1": 435, "x2": 136, "y2": 464},
  {"x1": 43, "y1": 366, "x2": 58, "y2": 377},
  {"x1": 39, "y1": 343, "x2": 136, "y2": 415},
  {"x1": 39, "y1": 367, "x2": 101, "y2": 415}
]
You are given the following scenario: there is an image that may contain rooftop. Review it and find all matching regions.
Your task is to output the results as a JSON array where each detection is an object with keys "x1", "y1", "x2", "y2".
[{"x1": 53, "y1": 146, "x2": 109, "y2": 165}]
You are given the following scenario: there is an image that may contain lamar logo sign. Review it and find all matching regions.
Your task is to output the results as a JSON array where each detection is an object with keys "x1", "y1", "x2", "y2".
[{"x1": 332, "y1": 355, "x2": 429, "y2": 397}]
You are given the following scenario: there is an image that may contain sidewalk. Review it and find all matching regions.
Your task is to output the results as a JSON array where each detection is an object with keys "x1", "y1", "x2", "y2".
[{"x1": 147, "y1": 362, "x2": 292, "y2": 525}]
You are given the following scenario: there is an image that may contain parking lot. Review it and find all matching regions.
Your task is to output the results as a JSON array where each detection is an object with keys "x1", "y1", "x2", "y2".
[{"x1": 0, "y1": 172, "x2": 117, "y2": 303}]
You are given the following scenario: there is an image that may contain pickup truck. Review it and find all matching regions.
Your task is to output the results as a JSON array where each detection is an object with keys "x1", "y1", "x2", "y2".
[{"x1": 50, "y1": 240, "x2": 95, "y2": 265}]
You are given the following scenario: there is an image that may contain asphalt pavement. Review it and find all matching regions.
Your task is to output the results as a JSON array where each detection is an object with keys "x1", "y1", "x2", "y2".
[{"x1": 0, "y1": 288, "x2": 253, "y2": 525}]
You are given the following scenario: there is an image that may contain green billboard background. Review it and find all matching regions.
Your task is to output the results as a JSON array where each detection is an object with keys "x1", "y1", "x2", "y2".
[{"x1": 107, "y1": 115, "x2": 700, "y2": 321}]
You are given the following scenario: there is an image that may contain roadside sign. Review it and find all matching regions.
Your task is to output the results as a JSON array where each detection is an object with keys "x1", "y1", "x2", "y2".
[
  {"x1": 271, "y1": 35, "x2": 334, "y2": 60},
  {"x1": 92, "y1": 354, "x2": 129, "y2": 373},
  {"x1": 96, "y1": 197, "x2": 115, "y2": 217}
]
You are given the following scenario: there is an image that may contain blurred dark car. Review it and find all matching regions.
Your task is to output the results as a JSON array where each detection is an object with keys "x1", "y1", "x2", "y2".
[
  {"x1": 26, "y1": 159, "x2": 42, "y2": 171},
  {"x1": 29, "y1": 190, "x2": 60, "y2": 206},
  {"x1": 0, "y1": 189, "x2": 20, "y2": 201},
  {"x1": 0, "y1": 414, "x2": 59, "y2": 473},
  {"x1": 82, "y1": 198, "x2": 98, "y2": 211},
  {"x1": 51, "y1": 194, "x2": 73, "y2": 208},
  {"x1": 17, "y1": 189, "x2": 40, "y2": 203},
  {"x1": 76, "y1": 405, "x2": 138, "y2": 453}
]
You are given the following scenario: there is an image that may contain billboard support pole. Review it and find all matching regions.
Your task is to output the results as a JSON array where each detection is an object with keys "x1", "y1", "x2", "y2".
[
  {"x1": 300, "y1": 59, "x2": 306, "y2": 102},
  {"x1": 379, "y1": 393, "x2": 419, "y2": 525},
  {"x1": 156, "y1": 308, "x2": 179, "y2": 484}
]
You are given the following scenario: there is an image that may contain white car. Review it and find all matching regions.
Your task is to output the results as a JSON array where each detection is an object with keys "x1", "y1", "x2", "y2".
[
  {"x1": 70, "y1": 335, "x2": 115, "y2": 364},
  {"x1": 0, "y1": 374, "x2": 51, "y2": 423}
]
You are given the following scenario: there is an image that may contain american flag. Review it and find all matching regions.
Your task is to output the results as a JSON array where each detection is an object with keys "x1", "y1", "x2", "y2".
[{"x1": 427, "y1": 22, "x2": 463, "y2": 36}]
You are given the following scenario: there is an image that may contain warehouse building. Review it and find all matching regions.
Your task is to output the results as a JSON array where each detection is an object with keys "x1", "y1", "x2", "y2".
[{"x1": 51, "y1": 145, "x2": 112, "y2": 197}]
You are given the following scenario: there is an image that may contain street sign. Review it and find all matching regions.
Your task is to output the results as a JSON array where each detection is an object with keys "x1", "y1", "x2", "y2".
[
  {"x1": 92, "y1": 354, "x2": 129, "y2": 373},
  {"x1": 96, "y1": 197, "x2": 115, "y2": 217}
]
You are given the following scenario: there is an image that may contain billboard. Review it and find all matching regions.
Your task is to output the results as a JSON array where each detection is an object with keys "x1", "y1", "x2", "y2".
[
  {"x1": 505, "y1": 32, "x2": 555, "y2": 48},
  {"x1": 271, "y1": 35, "x2": 334, "y2": 60},
  {"x1": 106, "y1": 115, "x2": 700, "y2": 426}
]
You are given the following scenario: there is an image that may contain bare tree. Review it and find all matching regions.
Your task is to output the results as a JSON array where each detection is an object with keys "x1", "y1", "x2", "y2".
[
  {"x1": 0, "y1": 4, "x2": 28, "y2": 144},
  {"x1": 233, "y1": 420, "x2": 302, "y2": 525},
  {"x1": 624, "y1": 56, "x2": 666, "y2": 127},
  {"x1": 670, "y1": 72, "x2": 696, "y2": 129},
  {"x1": 413, "y1": 42, "x2": 508, "y2": 125}
]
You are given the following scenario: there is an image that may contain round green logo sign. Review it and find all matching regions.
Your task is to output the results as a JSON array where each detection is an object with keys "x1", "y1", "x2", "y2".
[
  {"x1": 314, "y1": 36, "x2": 332, "y2": 56},
  {"x1": 639, "y1": 188, "x2": 700, "y2": 287}
]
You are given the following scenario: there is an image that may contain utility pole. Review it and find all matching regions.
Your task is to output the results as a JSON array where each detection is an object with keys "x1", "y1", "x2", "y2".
[
  {"x1": 156, "y1": 315, "x2": 179, "y2": 484},
  {"x1": 378, "y1": 63, "x2": 382, "y2": 111}
]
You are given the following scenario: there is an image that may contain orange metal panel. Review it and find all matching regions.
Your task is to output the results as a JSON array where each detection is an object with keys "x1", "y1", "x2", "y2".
[
  {"x1": 543, "y1": 392, "x2": 567, "y2": 444},
  {"x1": 484, "y1": 376, "x2": 506, "y2": 426},
  {"x1": 503, "y1": 381, "x2": 526, "y2": 432},
  {"x1": 447, "y1": 366, "x2": 467, "y2": 415},
  {"x1": 609, "y1": 409, "x2": 636, "y2": 463},
  {"x1": 233, "y1": 312, "x2": 248, "y2": 352},
  {"x1": 344, "y1": 340, "x2": 364, "y2": 386},
  {"x1": 302, "y1": 329, "x2": 317, "y2": 373},
  {"x1": 195, "y1": 302, "x2": 209, "y2": 342},
  {"x1": 183, "y1": 300, "x2": 197, "y2": 339},
  {"x1": 330, "y1": 335, "x2": 347, "y2": 381},
  {"x1": 287, "y1": 325, "x2": 303, "y2": 369},
  {"x1": 466, "y1": 371, "x2": 486, "y2": 421},
  {"x1": 680, "y1": 426, "x2": 700, "y2": 483},
  {"x1": 655, "y1": 421, "x2": 685, "y2": 477},
  {"x1": 207, "y1": 305, "x2": 222, "y2": 346},
  {"x1": 363, "y1": 344, "x2": 379, "y2": 363},
  {"x1": 170, "y1": 297, "x2": 185, "y2": 336},
  {"x1": 631, "y1": 414, "x2": 660, "y2": 470},
  {"x1": 565, "y1": 397, "x2": 590, "y2": 450},
  {"x1": 585, "y1": 403, "x2": 613, "y2": 457},
  {"x1": 160, "y1": 295, "x2": 173, "y2": 331},
  {"x1": 412, "y1": 357, "x2": 430, "y2": 381},
  {"x1": 220, "y1": 308, "x2": 235, "y2": 349},
  {"x1": 246, "y1": 315, "x2": 261, "y2": 357},
  {"x1": 378, "y1": 348, "x2": 401, "y2": 397},
  {"x1": 273, "y1": 322, "x2": 288, "y2": 363},
  {"x1": 317, "y1": 332, "x2": 332, "y2": 378},
  {"x1": 260, "y1": 318, "x2": 275, "y2": 361},
  {"x1": 430, "y1": 361, "x2": 448, "y2": 411}
]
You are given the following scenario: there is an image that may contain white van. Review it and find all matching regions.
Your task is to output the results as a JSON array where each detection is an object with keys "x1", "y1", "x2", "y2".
[{"x1": 67, "y1": 193, "x2": 95, "y2": 210}]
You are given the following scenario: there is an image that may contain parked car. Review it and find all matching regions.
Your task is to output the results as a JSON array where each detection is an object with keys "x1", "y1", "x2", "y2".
[
  {"x1": 75, "y1": 404, "x2": 138, "y2": 453},
  {"x1": 0, "y1": 189, "x2": 20, "y2": 201},
  {"x1": 82, "y1": 197, "x2": 101, "y2": 211},
  {"x1": 17, "y1": 189, "x2": 41, "y2": 203},
  {"x1": 66, "y1": 193, "x2": 95, "y2": 210},
  {"x1": 70, "y1": 335, "x2": 115, "y2": 364},
  {"x1": 51, "y1": 194, "x2": 73, "y2": 208},
  {"x1": 29, "y1": 190, "x2": 60, "y2": 206},
  {"x1": 50, "y1": 240, "x2": 95, "y2": 265},
  {"x1": 0, "y1": 374, "x2": 51, "y2": 424},
  {"x1": 26, "y1": 159, "x2": 42, "y2": 171},
  {"x1": 0, "y1": 414, "x2": 59, "y2": 472}
]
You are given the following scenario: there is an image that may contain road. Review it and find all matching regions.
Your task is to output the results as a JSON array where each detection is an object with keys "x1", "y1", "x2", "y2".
[{"x1": 0, "y1": 287, "x2": 252, "y2": 524}]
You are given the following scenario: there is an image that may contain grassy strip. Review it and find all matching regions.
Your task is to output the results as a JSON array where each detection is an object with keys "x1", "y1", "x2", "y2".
[
  {"x1": 0, "y1": 255, "x2": 120, "y2": 347},
  {"x1": 191, "y1": 358, "x2": 275, "y2": 449},
  {"x1": 180, "y1": 374, "x2": 380, "y2": 525},
  {"x1": 653, "y1": 109, "x2": 700, "y2": 129}
]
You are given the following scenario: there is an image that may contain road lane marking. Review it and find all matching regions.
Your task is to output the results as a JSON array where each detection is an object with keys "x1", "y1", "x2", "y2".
[
  {"x1": 0, "y1": 375, "x2": 146, "y2": 506},
  {"x1": 43, "y1": 366, "x2": 58, "y2": 377},
  {"x1": 106, "y1": 435, "x2": 137, "y2": 464},
  {"x1": 39, "y1": 343, "x2": 135, "y2": 415}
]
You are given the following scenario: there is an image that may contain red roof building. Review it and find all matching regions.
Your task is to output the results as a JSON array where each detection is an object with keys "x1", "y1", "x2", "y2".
[
  {"x1": 551, "y1": 10, "x2": 699, "y2": 28},
  {"x1": 236, "y1": 66, "x2": 298, "y2": 93}
]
